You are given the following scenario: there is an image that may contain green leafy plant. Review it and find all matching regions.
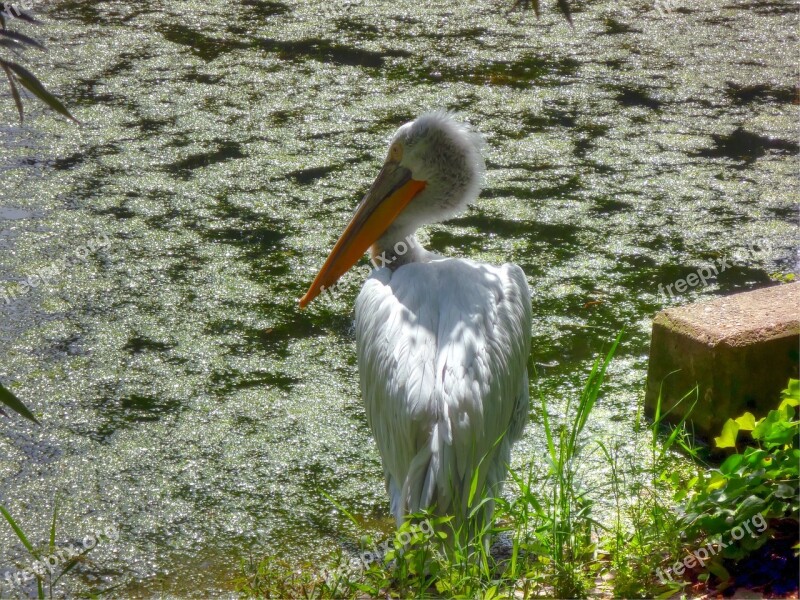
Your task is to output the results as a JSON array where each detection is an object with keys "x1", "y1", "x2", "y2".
[
  {"x1": 0, "y1": 3, "x2": 78, "y2": 123},
  {"x1": 678, "y1": 379, "x2": 800, "y2": 587}
]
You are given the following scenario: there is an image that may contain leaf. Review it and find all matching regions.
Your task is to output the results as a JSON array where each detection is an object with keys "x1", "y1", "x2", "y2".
[
  {"x1": 467, "y1": 462, "x2": 480, "y2": 506},
  {"x1": 752, "y1": 409, "x2": 797, "y2": 445},
  {"x1": 714, "y1": 418, "x2": 739, "y2": 448},
  {"x1": 5, "y1": 61, "x2": 80, "y2": 123},
  {"x1": 706, "y1": 559, "x2": 730, "y2": 582},
  {"x1": 0, "y1": 380, "x2": 38, "y2": 423},
  {"x1": 734, "y1": 412, "x2": 756, "y2": 431},
  {"x1": 49, "y1": 496, "x2": 60, "y2": 554},
  {"x1": 706, "y1": 471, "x2": 727, "y2": 492},
  {"x1": 719, "y1": 453, "x2": 744, "y2": 475},
  {"x1": 2, "y1": 62, "x2": 23, "y2": 122},
  {"x1": 0, "y1": 37, "x2": 26, "y2": 51},
  {"x1": 0, "y1": 505, "x2": 39, "y2": 559},
  {"x1": 781, "y1": 378, "x2": 799, "y2": 404},
  {"x1": 319, "y1": 490, "x2": 359, "y2": 529},
  {"x1": 735, "y1": 495, "x2": 766, "y2": 520},
  {"x1": 774, "y1": 483, "x2": 796, "y2": 499},
  {"x1": 744, "y1": 448, "x2": 767, "y2": 466},
  {"x1": 0, "y1": 28, "x2": 44, "y2": 49}
]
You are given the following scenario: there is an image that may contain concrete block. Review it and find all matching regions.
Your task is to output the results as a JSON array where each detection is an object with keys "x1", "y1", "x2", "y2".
[{"x1": 645, "y1": 282, "x2": 800, "y2": 439}]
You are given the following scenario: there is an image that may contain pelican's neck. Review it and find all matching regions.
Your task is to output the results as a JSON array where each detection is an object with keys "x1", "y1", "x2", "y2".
[{"x1": 370, "y1": 229, "x2": 433, "y2": 269}]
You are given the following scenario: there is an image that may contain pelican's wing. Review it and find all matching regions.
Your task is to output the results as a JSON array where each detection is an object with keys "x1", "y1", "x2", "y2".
[{"x1": 355, "y1": 258, "x2": 531, "y2": 524}]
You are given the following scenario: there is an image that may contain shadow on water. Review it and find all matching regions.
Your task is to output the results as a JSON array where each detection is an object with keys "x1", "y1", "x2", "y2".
[
  {"x1": 726, "y1": 83, "x2": 799, "y2": 105},
  {"x1": 392, "y1": 53, "x2": 580, "y2": 88},
  {"x1": 166, "y1": 141, "x2": 247, "y2": 178},
  {"x1": 158, "y1": 22, "x2": 411, "y2": 66},
  {"x1": 694, "y1": 127, "x2": 799, "y2": 166}
]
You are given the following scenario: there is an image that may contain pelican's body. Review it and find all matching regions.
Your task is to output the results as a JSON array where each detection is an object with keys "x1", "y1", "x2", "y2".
[
  {"x1": 357, "y1": 256, "x2": 530, "y2": 528},
  {"x1": 301, "y1": 112, "x2": 532, "y2": 537}
]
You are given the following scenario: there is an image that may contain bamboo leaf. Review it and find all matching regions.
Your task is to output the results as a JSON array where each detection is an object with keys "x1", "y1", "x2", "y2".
[
  {"x1": 2, "y1": 63, "x2": 24, "y2": 122},
  {"x1": 0, "y1": 380, "x2": 38, "y2": 423},
  {"x1": 0, "y1": 37, "x2": 25, "y2": 51},
  {"x1": 0, "y1": 28, "x2": 44, "y2": 49},
  {"x1": 1, "y1": 4, "x2": 39, "y2": 25},
  {"x1": 6, "y1": 61, "x2": 79, "y2": 123}
]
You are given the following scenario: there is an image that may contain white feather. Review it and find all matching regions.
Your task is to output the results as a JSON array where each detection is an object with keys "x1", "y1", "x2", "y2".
[{"x1": 355, "y1": 257, "x2": 531, "y2": 531}]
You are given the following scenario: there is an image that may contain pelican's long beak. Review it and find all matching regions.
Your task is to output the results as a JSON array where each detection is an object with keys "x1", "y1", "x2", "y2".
[{"x1": 299, "y1": 162, "x2": 426, "y2": 308}]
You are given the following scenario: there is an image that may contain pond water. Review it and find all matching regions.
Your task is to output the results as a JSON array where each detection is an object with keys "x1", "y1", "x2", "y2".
[{"x1": 0, "y1": 0, "x2": 796, "y2": 596}]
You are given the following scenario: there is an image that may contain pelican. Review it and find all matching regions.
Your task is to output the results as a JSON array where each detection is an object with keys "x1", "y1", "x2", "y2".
[{"x1": 300, "y1": 112, "x2": 532, "y2": 543}]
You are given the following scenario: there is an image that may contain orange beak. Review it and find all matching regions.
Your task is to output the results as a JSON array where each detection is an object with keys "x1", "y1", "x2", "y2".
[{"x1": 299, "y1": 161, "x2": 426, "y2": 308}]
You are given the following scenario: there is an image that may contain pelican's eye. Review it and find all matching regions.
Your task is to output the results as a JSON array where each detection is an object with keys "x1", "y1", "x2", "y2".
[{"x1": 387, "y1": 142, "x2": 403, "y2": 163}]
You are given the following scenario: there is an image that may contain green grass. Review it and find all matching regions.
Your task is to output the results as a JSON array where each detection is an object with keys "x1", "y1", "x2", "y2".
[
  {"x1": 237, "y1": 331, "x2": 679, "y2": 598},
  {"x1": 235, "y1": 342, "x2": 799, "y2": 599},
  {"x1": 0, "y1": 497, "x2": 109, "y2": 599}
]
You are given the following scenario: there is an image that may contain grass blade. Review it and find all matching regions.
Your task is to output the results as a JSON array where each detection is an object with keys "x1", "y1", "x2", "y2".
[
  {"x1": 49, "y1": 496, "x2": 59, "y2": 554},
  {"x1": 319, "y1": 490, "x2": 360, "y2": 529},
  {"x1": 536, "y1": 383, "x2": 557, "y2": 466},
  {"x1": 0, "y1": 505, "x2": 39, "y2": 559}
]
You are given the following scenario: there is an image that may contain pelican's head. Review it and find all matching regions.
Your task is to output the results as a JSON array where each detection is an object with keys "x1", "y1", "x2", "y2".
[{"x1": 299, "y1": 111, "x2": 485, "y2": 308}]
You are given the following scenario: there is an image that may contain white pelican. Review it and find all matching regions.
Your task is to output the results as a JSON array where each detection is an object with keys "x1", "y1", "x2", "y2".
[{"x1": 300, "y1": 112, "x2": 532, "y2": 542}]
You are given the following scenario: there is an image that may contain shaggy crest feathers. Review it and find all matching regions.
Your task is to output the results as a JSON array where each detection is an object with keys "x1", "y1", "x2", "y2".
[{"x1": 390, "y1": 111, "x2": 486, "y2": 228}]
